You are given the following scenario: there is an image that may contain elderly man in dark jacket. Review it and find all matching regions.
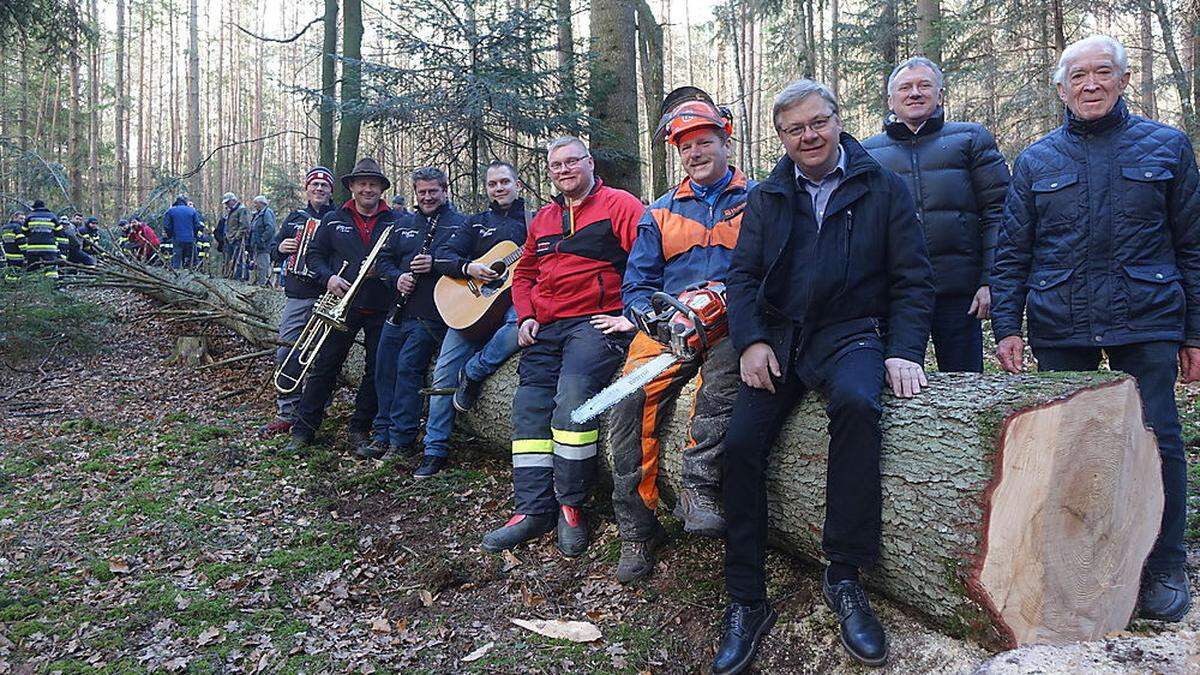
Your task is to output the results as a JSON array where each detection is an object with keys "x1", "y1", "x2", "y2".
[
  {"x1": 712, "y1": 79, "x2": 934, "y2": 674},
  {"x1": 992, "y1": 34, "x2": 1199, "y2": 624},
  {"x1": 864, "y1": 57, "x2": 1010, "y2": 372}
]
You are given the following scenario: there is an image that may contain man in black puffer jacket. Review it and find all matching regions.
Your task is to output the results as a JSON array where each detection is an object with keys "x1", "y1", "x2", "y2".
[
  {"x1": 993, "y1": 35, "x2": 1200, "y2": 624},
  {"x1": 863, "y1": 57, "x2": 1010, "y2": 372}
]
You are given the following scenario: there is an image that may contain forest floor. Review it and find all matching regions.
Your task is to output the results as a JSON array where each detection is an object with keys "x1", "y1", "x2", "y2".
[{"x1": 0, "y1": 285, "x2": 1197, "y2": 674}]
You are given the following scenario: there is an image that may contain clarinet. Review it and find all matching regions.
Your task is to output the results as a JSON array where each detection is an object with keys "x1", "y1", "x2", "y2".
[{"x1": 388, "y1": 213, "x2": 439, "y2": 324}]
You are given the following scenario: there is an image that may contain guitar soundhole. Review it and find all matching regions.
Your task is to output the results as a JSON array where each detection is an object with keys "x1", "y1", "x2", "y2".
[{"x1": 480, "y1": 272, "x2": 509, "y2": 297}]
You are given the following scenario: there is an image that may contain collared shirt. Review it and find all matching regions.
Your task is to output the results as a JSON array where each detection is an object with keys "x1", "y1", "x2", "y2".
[{"x1": 794, "y1": 144, "x2": 847, "y2": 229}]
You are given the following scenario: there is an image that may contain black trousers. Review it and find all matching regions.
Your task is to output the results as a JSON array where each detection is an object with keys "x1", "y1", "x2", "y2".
[
  {"x1": 723, "y1": 338, "x2": 885, "y2": 604},
  {"x1": 291, "y1": 310, "x2": 385, "y2": 440},
  {"x1": 929, "y1": 293, "x2": 983, "y2": 372},
  {"x1": 1034, "y1": 341, "x2": 1187, "y2": 571}
]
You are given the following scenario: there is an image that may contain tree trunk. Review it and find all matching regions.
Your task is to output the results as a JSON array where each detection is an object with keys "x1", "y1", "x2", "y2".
[
  {"x1": 88, "y1": 0, "x2": 101, "y2": 213},
  {"x1": 916, "y1": 0, "x2": 942, "y2": 63},
  {"x1": 96, "y1": 261, "x2": 1164, "y2": 650},
  {"x1": 588, "y1": 0, "x2": 642, "y2": 197},
  {"x1": 334, "y1": 0, "x2": 364, "y2": 204},
  {"x1": 555, "y1": 0, "x2": 577, "y2": 110},
  {"x1": 830, "y1": 0, "x2": 841, "y2": 100},
  {"x1": 634, "y1": 0, "x2": 666, "y2": 198},
  {"x1": 68, "y1": 0, "x2": 83, "y2": 208},
  {"x1": 320, "y1": 0, "x2": 338, "y2": 171},
  {"x1": 1154, "y1": 0, "x2": 1198, "y2": 136},
  {"x1": 186, "y1": 0, "x2": 203, "y2": 195},
  {"x1": 878, "y1": 0, "x2": 899, "y2": 113}
]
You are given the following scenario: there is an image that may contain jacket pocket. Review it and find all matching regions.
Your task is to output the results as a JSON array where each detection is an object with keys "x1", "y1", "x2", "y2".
[
  {"x1": 1025, "y1": 268, "x2": 1074, "y2": 339},
  {"x1": 1118, "y1": 166, "x2": 1172, "y2": 219},
  {"x1": 1123, "y1": 264, "x2": 1184, "y2": 330},
  {"x1": 1031, "y1": 173, "x2": 1080, "y2": 226}
]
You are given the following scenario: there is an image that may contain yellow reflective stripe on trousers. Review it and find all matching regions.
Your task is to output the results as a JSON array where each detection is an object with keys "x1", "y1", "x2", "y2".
[
  {"x1": 512, "y1": 438, "x2": 553, "y2": 454},
  {"x1": 551, "y1": 428, "x2": 598, "y2": 460}
]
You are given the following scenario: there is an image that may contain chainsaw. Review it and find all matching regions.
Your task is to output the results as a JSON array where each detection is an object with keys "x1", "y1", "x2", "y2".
[{"x1": 571, "y1": 282, "x2": 729, "y2": 425}]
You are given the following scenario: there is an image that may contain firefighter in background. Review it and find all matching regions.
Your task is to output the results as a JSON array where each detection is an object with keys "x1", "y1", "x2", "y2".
[
  {"x1": 600, "y1": 88, "x2": 755, "y2": 583},
  {"x1": 1, "y1": 211, "x2": 26, "y2": 278},
  {"x1": 17, "y1": 201, "x2": 66, "y2": 279}
]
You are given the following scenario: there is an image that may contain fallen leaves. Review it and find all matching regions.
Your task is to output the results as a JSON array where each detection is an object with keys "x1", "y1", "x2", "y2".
[
  {"x1": 510, "y1": 618, "x2": 602, "y2": 643},
  {"x1": 107, "y1": 559, "x2": 130, "y2": 575},
  {"x1": 196, "y1": 627, "x2": 223, "y2": 647}
]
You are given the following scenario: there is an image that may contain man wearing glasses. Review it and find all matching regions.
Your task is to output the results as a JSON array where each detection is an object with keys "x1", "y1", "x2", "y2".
[
  {"x1": 712, "y1": 79, "x2": 933, "y2": 672},
  {"x1": 481, "y1": 136, "x2": 644, "y2": 558}
]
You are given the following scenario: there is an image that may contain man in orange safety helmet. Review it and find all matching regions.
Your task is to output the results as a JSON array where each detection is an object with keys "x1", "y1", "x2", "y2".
[{"x1": 593, "y1": 87, "x2": 756, "y2": 584}]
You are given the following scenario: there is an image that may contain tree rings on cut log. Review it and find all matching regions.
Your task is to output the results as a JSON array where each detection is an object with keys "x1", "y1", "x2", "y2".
[{"x1": 974, "y1": 378, "x2": 1162, "y2": 645}]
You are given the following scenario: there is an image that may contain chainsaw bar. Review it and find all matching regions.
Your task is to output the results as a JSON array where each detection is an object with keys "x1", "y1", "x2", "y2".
[{"x1": 571, "y1": 352, "x2": 680, "y2": 425}]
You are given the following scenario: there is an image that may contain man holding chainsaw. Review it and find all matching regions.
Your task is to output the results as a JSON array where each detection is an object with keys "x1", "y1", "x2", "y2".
[
  {"x1": 480, "y1": 136, "x2": 644, "y2": 557},
  {"x1": 711, "y1": 80, "x2": 933, "y2": 673},
  {"x1": 586, "y1": 87, "x2": 753, "y2": 584}
]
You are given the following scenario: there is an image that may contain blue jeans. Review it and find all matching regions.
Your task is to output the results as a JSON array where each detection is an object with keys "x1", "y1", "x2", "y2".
[
  {"x1": 373, "y1": 316, "x2": 446, "y2": 448},
  {"x1": 171, "y1": 242, "x2": 195, "y2": 269},
  {"x1": 929, "y1": 293, "x2": 983, "y2": 372},
  {"x1": 424, "y1": 307, "x2": 520, "y2": 458},
  {"x1": 1033, "y1": 341, "x2": 1187, "y2": 571}
]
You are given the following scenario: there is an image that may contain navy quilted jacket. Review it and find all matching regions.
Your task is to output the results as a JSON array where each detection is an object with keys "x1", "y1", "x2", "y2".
[{"x1": 991, "y1": 98, "x2": 1200, "y2": 348}]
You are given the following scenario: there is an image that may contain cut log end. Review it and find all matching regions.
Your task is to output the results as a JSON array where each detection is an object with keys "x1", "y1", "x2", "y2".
[
  {"x1": 163, "y1": 336, "x2": 214, "y2": 367},
  {"x1": 975, "y1": 378, "x2": 1164, "y2": 646}
]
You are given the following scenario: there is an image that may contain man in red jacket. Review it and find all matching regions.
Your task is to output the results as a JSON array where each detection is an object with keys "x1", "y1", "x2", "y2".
[{"x1": 481, "y1": 136, "x2": 644, "y2": 557}]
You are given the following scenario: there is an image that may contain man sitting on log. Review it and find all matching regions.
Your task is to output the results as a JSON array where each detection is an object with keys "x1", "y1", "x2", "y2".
[
  {"x1": 480, "y1": 136, "x2": 643, "y2": 557},
  {"x1": 261, "y1": 166, "x2": 335, "y2": 437},
  {"x1": 992, "y1": 34, "x2": 1200, "y2": 623},
  {"x1": 366, "y1": 167, "x2": 464, "y2": 461},
  {"x1": 411, "y1": 160, "x2": 529, "y2": 479},
  {"x1": 713, "y1": 79, "x2": 934, "y2": 672},
  {"x1": 285, "y1": 158, "x2": 401, "y2": 453},
  {"x1": 596, "y1": 87, "x2": 754, "y2": 584}
]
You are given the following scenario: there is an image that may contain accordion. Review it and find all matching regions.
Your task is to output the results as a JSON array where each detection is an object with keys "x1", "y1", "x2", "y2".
[{"x1": 285, "y1": 217, "x2": 320, "y2": 278}]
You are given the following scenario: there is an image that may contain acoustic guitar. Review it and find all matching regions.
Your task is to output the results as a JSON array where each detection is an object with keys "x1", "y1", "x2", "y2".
[{"x1": 434, "y1": 240, "x2": 522, "y2": 341}]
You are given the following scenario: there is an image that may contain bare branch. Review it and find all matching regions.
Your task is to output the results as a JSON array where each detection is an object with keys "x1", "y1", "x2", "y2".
[{"x1": 231, "y1": 15, "x2": 323, "y2": 44}]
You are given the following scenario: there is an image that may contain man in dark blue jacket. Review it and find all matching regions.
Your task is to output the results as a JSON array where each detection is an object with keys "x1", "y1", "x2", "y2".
[
  {"x1": 864, "y1": 57, "x2": 1010, "y2": 372},
  {"x1": 364, "y1": 167, "x2": 466, "y2": 461},
  {"x1": 162, "y1": 196, "x2": 202, "y2": 269},
  {"x1": 410, "y1": 160, "x2": 529, "y2": 478},
  {"x1": 262, "y1": 166, "x2": 336, "y2": 436},
  {"x1": 286, "y1": 159, "x2": 401, "y2": 452},
  {"x1": 992, "y1": 35, "x2": 1200, "y2": 623},
  {"x1": 712, "y1": 80, "x2": 933, "y2": 673}
]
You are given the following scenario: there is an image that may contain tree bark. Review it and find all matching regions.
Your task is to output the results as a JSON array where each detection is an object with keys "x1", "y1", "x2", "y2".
[
  {"x1": 88, "y1": 0, "x2": 100, "y2": 213},
  {"x1": 878, "y1": 0, "x2": 899, "y2": 113},
  {"x1": 916, "y1": 0, "x2": 942, "y2": 63},
  {"x1": 68, "y1": 0, "x2": 83, "y2": 208},
  {"x1": 186, "y1": 0, "x2": 203, "y2": 195},
  {"x1": 99, "y1": 262, "x2": 1164, "y2": 650},
  {"x1": 556, "y1": 0, "x2": 577, "y2": 110},
  {"x1": 320, "y1": 0, "x2": 338, "y2": 171},
  {"x1": 634, "y1": 0, "x2": 666, "y2": 198},
  {"x1": 334, "y1": 0, "x2": 364, "y2": 204},
  {"x1": 588, "y1": 0, "x2": 642, "y2": 197}
]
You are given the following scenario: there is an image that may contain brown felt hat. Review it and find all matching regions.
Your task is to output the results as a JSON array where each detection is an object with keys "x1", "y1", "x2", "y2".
[{"x1": 340, "y1": 157, "x2": 392, "y2": 191}]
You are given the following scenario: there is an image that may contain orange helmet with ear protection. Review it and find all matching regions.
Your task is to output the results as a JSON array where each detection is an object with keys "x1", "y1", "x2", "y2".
[{"x1": 655, "y1": 86, "x2": 734, "y2": 146}]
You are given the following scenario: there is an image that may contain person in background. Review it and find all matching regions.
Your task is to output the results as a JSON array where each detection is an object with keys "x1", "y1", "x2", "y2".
[
  {"x1": 221, "y1": 192, "x2": 252, "y2": 281},
  {"x1": 250, "y1": 195, "x2": 277, "y2": 287},
  {"x1": 162, "y1": 196, "x2": 203, "y2": 269}
]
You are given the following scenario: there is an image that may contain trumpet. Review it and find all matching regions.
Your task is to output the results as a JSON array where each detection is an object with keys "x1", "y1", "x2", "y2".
[{"x1": 273, "y1": 225, "x2": 394, "y2": 394}]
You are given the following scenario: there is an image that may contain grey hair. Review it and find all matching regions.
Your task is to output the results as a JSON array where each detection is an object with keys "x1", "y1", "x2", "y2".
[
  {"x1": 253, "y1": 195, "x2": 268, "y2": 205},
  {"x1": 1053, "y1": 35, "x2": 1128, "y2": 85},
  {"x1": 411, "y1": 166, "x2": 448, "y2": 189},
  {"x1": 772, "y1": 79, "x2": 840, "y2": 128},
  {"x1": 887, "y1": 57, "x2": 945, "y2": 95},
  {"x1": 545, "y1": 136, "x2": 589, "y2": 157}
]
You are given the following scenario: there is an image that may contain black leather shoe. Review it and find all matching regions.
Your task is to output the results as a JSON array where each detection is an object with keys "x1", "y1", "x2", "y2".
[
  {"x1": 412, "y1": 455, "x2": 447, "y2": 479},
  {"x1": 711, "y1": 601, "x2": 778, "y2": 675},
  {"x1": 822, "y1": 570, "x2": 888, "y2": 667},
  {"x1": 1138, "y1": 566, "x2": 1192, "y2": 622},
  {"x1": 453, "y1": 367, "x2": 484, "y2": 413},
  {"x1": 480, "y1": 512, "x2": 556, "y2": 552}
]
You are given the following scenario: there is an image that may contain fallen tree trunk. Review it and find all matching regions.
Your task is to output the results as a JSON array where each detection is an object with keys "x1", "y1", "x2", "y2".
[{"x1": 94, "y1": 264, "x2": 1164, "y2": 649}]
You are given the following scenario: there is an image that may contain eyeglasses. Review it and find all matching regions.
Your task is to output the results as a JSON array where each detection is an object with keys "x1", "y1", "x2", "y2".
[
  {"x1": 548, "y1": 155, "x2": 590, "y2": 172},
  {"x1": 778, "y1": 115, "x2": 836, "y2": 139}
]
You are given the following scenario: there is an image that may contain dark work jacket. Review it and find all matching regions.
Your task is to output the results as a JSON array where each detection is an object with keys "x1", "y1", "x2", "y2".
[
  {"x1": 862, "y1": 108, "x2": 1010, "y2": 296},
  {"x1": 727, "y1": 133, "x2": 935, "y2": 375},
  {"x1": 272, "y1": 201, "x2": 335, "y2": 299},
  {"x1": 434, "y1": 197, "x2": 530, "y2": 279},
  {"x1": 305, "y1": 202, "x2": 402, "y2": 313},
  {"x1": 378, "y1": 202, "x2": 466, "y2": 322},
  {"x1": 991, "y1": 98, "x2": 1200, "y2": 348}
]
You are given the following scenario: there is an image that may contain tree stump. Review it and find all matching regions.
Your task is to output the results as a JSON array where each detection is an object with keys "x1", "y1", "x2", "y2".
[{"x1": 163, "y1": 336, "x2": 213, "y2": 366}]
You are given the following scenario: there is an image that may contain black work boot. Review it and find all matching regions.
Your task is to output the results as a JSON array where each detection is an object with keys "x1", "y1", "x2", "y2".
[
  {"x1": 822, "y1": 568, "x2": 888, "y2": 667},
  {"x1": 711, "y1": 601, "x2": 778, "y2": 675},
  {"x1": 1138, "y1": 566, "x2": 1192, "y2": 622},
  {"x1": 453, "y1": 367, "x2": 484, "y2": 413},
  {"x1": 556, "y1": 505, "x2": 590, "y2": 558},
  {"x1": 480, "y1": 512, "x2": 556, "y2": 553},
  {"x1": 354, "y1": 439, "x2": 387, "y2": 460},
  {"x1": 673, "y1": 489, "x2": 726, "y2": 538},
  {"x1": 615, "y1": 522, "x2": 668, "y2": 584},
  {"x1": 282, "y1": 434, "x2": 314, "y2": 455},
  {"x1": 412, "y1": 455, "x2": 447, "y2": 479}
]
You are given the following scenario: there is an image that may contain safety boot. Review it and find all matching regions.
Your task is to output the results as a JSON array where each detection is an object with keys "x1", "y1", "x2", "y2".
[
  {"x1": 674, "y1": 489, "x2": 726, "y2": 538},
  {"x1": 481, "y1": 512, "x2": 556, "y2": 553}
]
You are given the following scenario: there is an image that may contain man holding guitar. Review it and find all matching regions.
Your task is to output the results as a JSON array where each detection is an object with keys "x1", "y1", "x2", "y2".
[
  {"x1": 412, "y1": 161, "x2": 531, "y2": 478},
  {"x1": 481, "y1": 136, "x2": 643, "y2": 557},
  {"x1": 367, "y1": 167, "x2": 467, "y2": 460}
]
